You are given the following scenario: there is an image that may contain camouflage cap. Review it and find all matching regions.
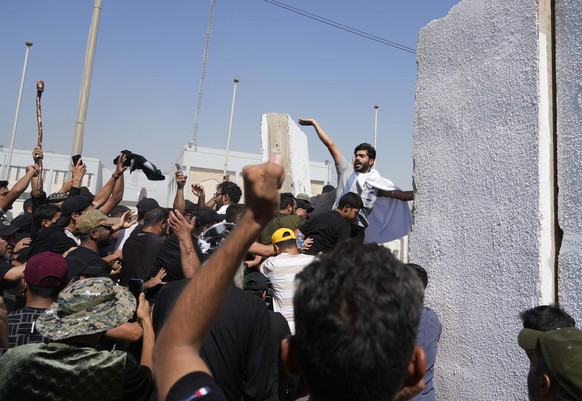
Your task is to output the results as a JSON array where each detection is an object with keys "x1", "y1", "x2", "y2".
[
  {"x1": 36, "y1": 277, "x2": 136, "y2": 340},
  {"x1": 76, "y1": 209, "x2": 117, "y2": 235}
]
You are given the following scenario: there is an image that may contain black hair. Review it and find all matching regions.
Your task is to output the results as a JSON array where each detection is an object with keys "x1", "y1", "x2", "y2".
[
  {"x1": 23, "y1": 198, "x2": 33, "y2": 212},
  {"x1": 293, "y1": 240, "x2": 424, "y2": 401},
  {"x1": 337, "y1": 192, "x2": 364, "y2": 210},
  {"x1": 27, "y1": 277, "x2": 65, "y2": 300},
  {"x1": 520, "y1": 305, "x2": 576, "y2": 331},
  {"x1": 110, "y1": 205, "x2": 130, "y2": 218},
  {"x1": 354, "y1": 143, "x2": 376, "y2": 160},
  {"x1": 143, "y1": 207, "x2": 169, "y2": 228},
  {"x1": 407, "y1": 263, "x2": 428, "y2": 289},
  {"x1": 280, "y1": 193, "x2": 295, "y2": 210},
  {"x1": 218, "y1": 182, "x2": 242, "y2": 204},
  {"x1": 33, "y1": 204, "x2": 61, "y2": 227},
  {"x1": 226, "y1": 204, "x2": 245, "y2": 223}
]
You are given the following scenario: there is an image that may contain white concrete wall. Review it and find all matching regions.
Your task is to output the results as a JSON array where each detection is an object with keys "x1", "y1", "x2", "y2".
[
  {"x1": 261, "y1": 113, "x2": 312, "y2": 195},
  {"x1": 411, "y1": 1, "x2": 554, "y2": 399},
  {"x1": 556, "y1": 0, "x2": 582, "y2": 323}
]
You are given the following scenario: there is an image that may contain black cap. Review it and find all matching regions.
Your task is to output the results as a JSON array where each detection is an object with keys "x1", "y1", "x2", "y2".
[
  {"x1": 61, "y1": 195, "x2": 93, "y2": 215},
  {"x1": 193, "y1": 207, "x2": 225, "y2": 228},
  {"x1": 0, "y1": 220, "x2": 20, "y2": 237},
  {"x1": 243, "y1": 271, "x2": 269, "y2": 292}
]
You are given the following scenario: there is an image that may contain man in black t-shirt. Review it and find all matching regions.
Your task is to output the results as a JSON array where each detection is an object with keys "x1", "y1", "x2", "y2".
[
  {"x1": 66, "y1": 210, "x2": 119, "y2": 275},
  {"x1": 297, "y1": 192, "x2": 363, "y2": 255},
  {"x1": 121, "y1": 207, "x2": 168, "y2": 285}
]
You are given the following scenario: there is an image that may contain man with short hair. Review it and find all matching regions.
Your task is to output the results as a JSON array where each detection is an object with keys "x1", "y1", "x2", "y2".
[
  {"x1": 518, "y1": 327, "x2": 582, "y2": 401},
  {"x1": 258, "y1": 193, "x2": 306, "y2": 245},
  {"x1": 121, "y1": 207, "x2": 169, "y2": 285},
  {"x1": 5, "y1": 251, "x2": 67, "y2": 348},
  {"x1": 154, "y1": 156, "x2": 426, "y2": 401},
  {"x1": 297, "y1": 192, "x2": 363, "y2": 255},
  {"x1": 66, "y1": 210, "x2": 127, "y2": 276},
  {"x1": 299, "y1": 118, "x2": 413, "y2": 242},
  {"x1": 261, "y1": 228, "x2": 315, "y2": 333}
]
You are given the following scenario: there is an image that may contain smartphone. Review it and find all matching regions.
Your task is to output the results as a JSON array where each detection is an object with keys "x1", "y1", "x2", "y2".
[
  {"x1": 72, "y1": 154, "x2": 82, "y2": 166},
  {"x1": 128, "y1": 278, "x2": 144, "y2": 311},
  {"x1": 175, "y1": 163, "x2": 182, "y2": 171}
]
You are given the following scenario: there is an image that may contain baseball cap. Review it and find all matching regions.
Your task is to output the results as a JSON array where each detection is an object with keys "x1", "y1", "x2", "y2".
[
  {"x1": 60, "y1": 195, "x2": 93, "y2": 215},
  {"x1": 194, "y1": 207, "x2": 226, "y2": 228},
  {"x1": 272, "y1": 228, "x2": 296, "y2": 244},
  {"x1": 24, "y1": 251, "x2": 68, "y2": 287},
  {"x1": 296, "y1": 193, "x2": 311, "y2": 203},
  {"x1": 36, "y1": 277, "x2": 136, "y2": 340},
  {"x1": 518, "y1": 327, "x2": 582, "y2": 399},
  {"x1": 0, "y1": 219, "x2": 20, "y2": 237},
  {"x1": 76, "y1": 210, "x2": 117, "y2": 235},
  {"x1": 243, "y1": 271, "x2": 269, "y2": 292}
]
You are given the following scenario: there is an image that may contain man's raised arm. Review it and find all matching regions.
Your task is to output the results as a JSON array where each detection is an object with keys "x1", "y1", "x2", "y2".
[
  {"x1": 298, "y1": 118, "x2": 343, "y2": 166},
  {"x1": 154, "y1": 156, "x2": 284, "y2": 401}
]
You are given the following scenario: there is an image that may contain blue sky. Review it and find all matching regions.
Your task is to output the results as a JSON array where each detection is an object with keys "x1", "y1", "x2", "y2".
[{"x1": 1, "y1": 0, "x2": 459, "y2": 189}]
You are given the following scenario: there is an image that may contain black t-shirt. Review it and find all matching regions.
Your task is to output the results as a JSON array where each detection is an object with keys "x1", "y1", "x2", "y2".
[
  {"x1": 66, "y1": 246, "x2": 110, "y2": 275},
  {"x1": 167, "y1": 371, "x2": 226, "y2": 401},
  {"x1": 120, "y1": 232, "x2": 166, "y2": 286},
  {"x1": 299, "y1": 210, "x2": 352, "y2": 255},
  {"x1": 154, "y1": 281, "x2": 277, "y2": 401},
  {"x1": 27, "y1": 225, "x2": 78, "y2": 259},
  {"x1": 149, "y1": 233, "x2": 205, "y2": 282}
]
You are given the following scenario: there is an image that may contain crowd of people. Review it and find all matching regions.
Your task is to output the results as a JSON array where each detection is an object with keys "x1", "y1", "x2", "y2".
[{"x1": 0, "y1": 120, "x2": 580, "y2": 401}]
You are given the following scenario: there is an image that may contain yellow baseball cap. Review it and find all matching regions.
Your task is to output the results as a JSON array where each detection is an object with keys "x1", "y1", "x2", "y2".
[{"x1": 271, "y1": 228, "x2": 296, "y2": 244}]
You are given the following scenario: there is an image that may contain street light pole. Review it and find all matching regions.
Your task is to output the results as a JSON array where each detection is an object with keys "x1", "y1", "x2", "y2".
[
  {"x1": 72, "y1": 0, "x2": 103, "y2": 156},
  {"x1": 223, "y1": 78, "x2": 239, "y2": 179},
  {"x1": 373, "y1": 103, "x2": 379, "y2": 149},
  {"x1": 4, "y1": 40, "x2": 33, "y2": 181}
]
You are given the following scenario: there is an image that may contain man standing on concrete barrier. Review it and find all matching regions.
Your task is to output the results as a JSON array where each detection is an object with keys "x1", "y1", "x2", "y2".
[{"x1": 299, "y1": 118, "x2": 413, "y2": 243}]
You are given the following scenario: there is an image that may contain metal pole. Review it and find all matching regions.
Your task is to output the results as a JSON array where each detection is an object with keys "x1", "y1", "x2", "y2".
[
  {"x1": 72, "y1": 0, "x2": 103, "y2": 156},
  {"x1": 373, "y1": 103, "x2": 379, "y2": 149},
  {"x1": 4, "y1": 40, "x2": 33, "y2": 181},
  {"x1": 223, "y1": 78, "x2": 239, "y2": 178}
]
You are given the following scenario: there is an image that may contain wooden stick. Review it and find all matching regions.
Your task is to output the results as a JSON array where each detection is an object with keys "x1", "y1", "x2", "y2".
[{"x1": 35, "y1": 80, "x2": 44, "y2": 178}]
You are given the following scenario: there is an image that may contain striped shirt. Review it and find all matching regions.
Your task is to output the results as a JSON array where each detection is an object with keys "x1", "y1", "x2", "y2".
[{"x1": 261, "y1": 253, "x2": 315, "y2": 334}]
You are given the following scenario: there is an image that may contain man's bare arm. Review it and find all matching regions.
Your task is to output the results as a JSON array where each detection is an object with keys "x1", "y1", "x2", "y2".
[
  {"x1": 94, "y1": 153, "x2": 127, "y2": 212},
  {"x1": 155, "y1": 156, "x2": 284, "y2": 401},
  {"x1": 30, "y1": 147, "x2": 43, "y2": 197},
  {"x1": 379, "y1": 189, "x2": 414, "y2": 201},
  {"x1": 172, "y1": 171, "x2": 187, "y2": 215},
  {"x1": 191, "y1": 184, "x2": 206, "y2": 210},
  {"x1": 167, "y1": 210, "x2": 200, "y2": 278},
  {"x1": 298, "y1": 118, "x2": 343, "y2": 166},
  {"x1": 0, "y1": 165, "x2": 39, "y2": 211}
]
